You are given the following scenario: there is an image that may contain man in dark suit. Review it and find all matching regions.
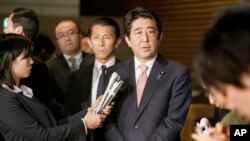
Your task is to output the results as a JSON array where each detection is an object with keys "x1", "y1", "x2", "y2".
[
  {"x1": 46, "y1": 20, "x2": 94, "y2": 118},
  {"x1": 3, "y1": 7, "x2": 59, "y2": 121},
  {"x1": 104, "y1": 7, "x2": 192, "y2": 141},
  {"x1": 67, "y1": 17, "x2": 121, "y2": 141}
]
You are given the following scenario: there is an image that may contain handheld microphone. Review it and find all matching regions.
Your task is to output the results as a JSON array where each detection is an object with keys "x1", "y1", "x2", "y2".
[
  {"x1": 105, "y1": 72, "x2": 120, "y2": 93},
  {"x1": 99, "y1": 72, "x2": 119, "y2": 106},
  {"x1": 93, "y1": 72, "x2": 123, "y2": 114},
  {"x1": 195, "y1": 118, "x2": 210, "y2": 135},
  {"x1": 101, "y1": 80, "x2": 124, "y2": 109}
]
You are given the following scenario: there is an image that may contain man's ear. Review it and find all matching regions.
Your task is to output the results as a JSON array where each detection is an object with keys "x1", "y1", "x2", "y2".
[
  {"x1": 15, "y1": 25, "x2": 25, "y2": 36},
  {"x1": 115, "y1": 38, "x2": 121, "y2": 48},
  {"x1": 125, "y1": 36, "x2": 131, "y2": 47},
  {"x1": 159, "y1": 33, "x2": 163, "y2": 42}
]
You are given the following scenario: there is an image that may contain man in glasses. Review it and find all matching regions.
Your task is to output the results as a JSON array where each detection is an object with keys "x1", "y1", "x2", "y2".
[{"x1": 46, "y1": 20, "x2": 94, "y2": 119}]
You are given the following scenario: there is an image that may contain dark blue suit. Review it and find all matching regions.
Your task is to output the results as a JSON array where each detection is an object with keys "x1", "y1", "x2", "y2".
[{"x1": 105, "y1": 54, "x2": 192, "y2": 141}]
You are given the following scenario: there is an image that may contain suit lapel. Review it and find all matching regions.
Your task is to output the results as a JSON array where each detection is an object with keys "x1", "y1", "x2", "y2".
[
  {"x1": 122, "y1": 59, "x2": 138, "y2": 118},
  {"x1": 16, "y1": 92, "x2": 57, "y2": 126},
  {"x1": 81, "y1": 64, "x2": 94, "y2": 107},
  {"x1": 58, "y1": 54, "x2": 71, "y2": 72},
  {"x1": 135, "y1": 55, "x2": 168, "y2": 120}
]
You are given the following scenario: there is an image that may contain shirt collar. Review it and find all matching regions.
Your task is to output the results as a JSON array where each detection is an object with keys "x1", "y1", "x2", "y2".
[
  {"x1": 1, "y1": 84, "x2": 33, "y2": 98},
  {"x1": 94, "y1": 57, "x2": 116, "y2": 70},
  {"x1": 134, "y1": 54, "x2": 157, "y2": 71},
  {"x1": 63, "y1": 51, "x2": 82, "y2": 62}
]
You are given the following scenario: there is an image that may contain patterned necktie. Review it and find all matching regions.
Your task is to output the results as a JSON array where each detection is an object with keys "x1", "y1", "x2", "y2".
[
  {"x1": 96, "y1": 65, "x2": 107, "y2": 98},
  {"x1": 68, "y1": 57, "x2": 77, "y2": 71},
  {"x1": 136, "y1": 64, "x2": 148, "y2": 107}
]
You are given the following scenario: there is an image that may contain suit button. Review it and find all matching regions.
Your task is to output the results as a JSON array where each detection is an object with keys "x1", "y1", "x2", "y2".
[{"x1": 134, "y1": 125, "x2": 139, "y2": 129}]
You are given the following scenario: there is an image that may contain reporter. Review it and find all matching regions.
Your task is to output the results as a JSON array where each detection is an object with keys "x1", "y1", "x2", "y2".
[
  {"x1": 192, "y1": 123, "x2": 229, "y2": 141},
  {"x1": 192, "y1": 3, "x2": 250, "y2": 141},
  {"x1": 0, "y1": 33, "x2": 111, "y2": 141}
]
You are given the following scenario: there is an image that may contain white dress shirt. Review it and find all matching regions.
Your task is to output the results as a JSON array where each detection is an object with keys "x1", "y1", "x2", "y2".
[
  {"x1": 134, "y1": 55, "x2": 157, "y2": 83},
  {"x1": 1, "y1": 84, "x2": 33, "y2": 98},
  {"x1": 91, "y1": 57, "x2": 116, "y2": 105},
  {"x1": 63, "y1": 51, "x2": 82, "y2": 70}
]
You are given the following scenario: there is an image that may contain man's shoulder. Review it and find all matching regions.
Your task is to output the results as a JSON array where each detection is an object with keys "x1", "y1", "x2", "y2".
[{"x1": 46, "y1": 54, "x2": 65, "y2": 66}]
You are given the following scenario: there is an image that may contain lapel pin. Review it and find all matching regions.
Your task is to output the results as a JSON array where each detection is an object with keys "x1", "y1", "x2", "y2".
[
  {"x1": 156, "y1": 70, "x2": 165, "y2": 80},
  {"x1": 156, "y1": 74, "x2": 161, "y2": 80},
  {"x1": 161, "y1": 70, "x2": 165, "y2": 75}
]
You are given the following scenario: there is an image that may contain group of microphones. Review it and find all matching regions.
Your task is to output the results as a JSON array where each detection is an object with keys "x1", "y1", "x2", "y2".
[{"x1": 93, "y1": 72, "x2": 124, "y2": 114}]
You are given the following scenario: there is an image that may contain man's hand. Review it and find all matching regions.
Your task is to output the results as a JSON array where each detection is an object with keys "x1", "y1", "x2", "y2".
[
  {"x1": 191, "y1": 122, "x2": 229, "y2": 141},
  {"x1": 83, "y1": 107, "x2": 106, "y2": 129}
]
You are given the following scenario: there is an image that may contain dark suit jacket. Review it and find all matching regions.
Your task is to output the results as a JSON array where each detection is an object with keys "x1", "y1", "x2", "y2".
[
  {"x1": 66, "y1": 58, "x2": 119, "y2": 141},
  {"x1": 21, "y1": 56, "x2": 51, "y2": 109},
  {"x1": 67, "y1": 58, "x2": 120, "y2": 114},
  {"x1": 46, "y1": 52, "x2": 94, "y2": 105},
  {"x1": 0, "y1": 87, "x2": 87, "y2": 141},
  {"x1": 105, "y1": 54, "x2": 192, "y2": 141},
  {"x1": 20, "y1": 56, "x2": 65, "y2": 121}
]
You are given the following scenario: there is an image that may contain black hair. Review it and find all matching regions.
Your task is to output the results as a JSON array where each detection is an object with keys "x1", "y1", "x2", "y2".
[
  {"x1": 0, "y1": 33, "x2": 33, "y2": 89},
  {"x1": 123, "y1": 7, "x2": 162, "y2": 38},
  {"x1": 12, "y1": 7, "x2": 39, "y2": 41},
  {"x1": 195, "y1": 3, "x2": 250, "y2": 89},
  {"x1": 88, "y1": 17, "x2": 120, "y2": 39}
]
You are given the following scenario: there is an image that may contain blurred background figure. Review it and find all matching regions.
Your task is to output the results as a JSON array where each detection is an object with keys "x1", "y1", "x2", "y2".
[
  {"x1": 192, "y1": 3, "x2": 250, "y2": 141},
  {"x1": 46, "y1": 20, "x2": 94, "y2": 119},
  {"x1": 81, "y1": 31, "x2": 93, "y2": 54},
  {"x1": 34, "y1": 32, "x2": 56, "y2": 62}
]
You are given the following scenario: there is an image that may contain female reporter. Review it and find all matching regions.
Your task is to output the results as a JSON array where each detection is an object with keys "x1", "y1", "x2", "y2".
[{"x1": 0, "y1": 33, "x2": 111, "y2": 141}]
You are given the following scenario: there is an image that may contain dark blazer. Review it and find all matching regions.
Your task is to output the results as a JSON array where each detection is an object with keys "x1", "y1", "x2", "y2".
[
  {"x1": 20, "y1": 56, "x2": 65, "y2": 121},
  {"x1": 66, "y1": 58, "x2": 119, "y2": 141},
  {"x1": 21, "y1": 56, "x2": 51, "y2": 109},
  {"x1": 0, "y1": 87, "x2": 87, "y2": 141},
  {"x1": 105, "y1": 54, "x2": 192, "y2": 141},
  {"x1": 46, "y1": 52, "x2": 94, "y2": 105},
  {"x1": 67, "y1": 58, "x2": 120, "y2": 115}
]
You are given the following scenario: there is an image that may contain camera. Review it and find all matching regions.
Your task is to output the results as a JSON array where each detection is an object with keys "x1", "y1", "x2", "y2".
[{"x1": 195, "y1": 118, "x2": 210, "y2": 135}]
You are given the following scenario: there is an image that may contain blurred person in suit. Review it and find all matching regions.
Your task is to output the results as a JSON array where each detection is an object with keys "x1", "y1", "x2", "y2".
[
  {"x1": 191, "y1": 3, "x2": 250, "y2": 141},
  {"x1": 104, "y1": 7, "x2": 192, "y2": 141},
  {"x1": 34, "y1": 32, "x2": 56, "y2": 62},
  {"x1": 46, "y1": 20, "x2": 94, "y2": 118},
  {"x1": 0, "y1": 33, "x2": 113, "y2": 141},
  {"x1": 67, "y1": 17, "x2": 121, "y2": 141}
]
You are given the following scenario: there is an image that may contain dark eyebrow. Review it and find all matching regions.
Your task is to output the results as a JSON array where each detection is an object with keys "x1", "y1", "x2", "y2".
[
  {"x1": 146, "y1": 26, "x2": 156, "y2": 30},
  {"x1": 133, "y1": 27, "x2": 142, "y2": 31}
]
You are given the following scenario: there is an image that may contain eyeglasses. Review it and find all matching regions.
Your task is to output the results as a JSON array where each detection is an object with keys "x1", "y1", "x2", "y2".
[{"x1": 56, "y1": 30, "x2": 79, "y2": 39}]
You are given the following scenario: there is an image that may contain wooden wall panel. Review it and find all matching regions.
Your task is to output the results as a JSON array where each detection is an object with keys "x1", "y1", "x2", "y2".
[{"x1": 122, "y1": 0, "x2": 238, "y2": 69}]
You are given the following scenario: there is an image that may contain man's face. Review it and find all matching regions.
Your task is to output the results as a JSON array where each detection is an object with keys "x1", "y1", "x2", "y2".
[
  {"x1": 3, "y1": 13, "x2": 18, "y2": 34},
  {"x1": 208, "y1": 73, "x2": 250, "y2": 122},
  {"x1": 90, "y1": 25, "x2": 120, "y2": 63},
  {"x1": 55, "y1": 21, "x2": 81, "y2": 56},
  {"x1": 125, "y1": 18, "x2": 161, "y2": 63},
  {"x1": 207, "y1": 86, "x2": 230, "y2": 109}
]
